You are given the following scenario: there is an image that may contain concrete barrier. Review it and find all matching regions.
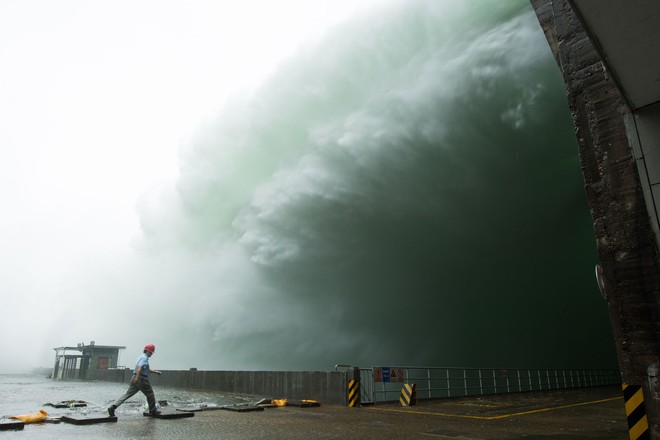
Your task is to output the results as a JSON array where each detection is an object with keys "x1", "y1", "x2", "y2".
[{"x1": 94, "y1": 368, "x2": 347, "y2": 405}]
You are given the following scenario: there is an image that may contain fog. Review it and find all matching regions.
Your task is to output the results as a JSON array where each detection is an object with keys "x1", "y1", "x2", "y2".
[{"x1": 0, "y1": 0, "x2": 617, "y2": 373}]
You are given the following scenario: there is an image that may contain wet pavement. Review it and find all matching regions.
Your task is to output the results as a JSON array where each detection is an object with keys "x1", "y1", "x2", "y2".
[{"x1": 3, "y1": 386, "x2": 627, "y2": 439}]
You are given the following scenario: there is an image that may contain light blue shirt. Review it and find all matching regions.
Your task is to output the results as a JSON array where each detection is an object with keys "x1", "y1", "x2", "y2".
[{"x1": 133, "y1": 354, "x2": 150, "y2": 377}]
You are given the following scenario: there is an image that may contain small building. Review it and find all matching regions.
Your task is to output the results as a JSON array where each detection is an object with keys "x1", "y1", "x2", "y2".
[{"x1": 52, "y1": 341, "x2": 125, "y2": 380}]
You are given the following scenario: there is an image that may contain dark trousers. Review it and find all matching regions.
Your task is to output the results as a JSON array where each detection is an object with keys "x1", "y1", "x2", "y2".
[{"x1": 112, "y1": 375, "x2": 156, "y2": 412}]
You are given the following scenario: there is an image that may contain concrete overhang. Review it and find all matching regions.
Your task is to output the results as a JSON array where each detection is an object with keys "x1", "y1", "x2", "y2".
[{"x1": 570, "y1": 0, "x2": 660, "y2": 110}]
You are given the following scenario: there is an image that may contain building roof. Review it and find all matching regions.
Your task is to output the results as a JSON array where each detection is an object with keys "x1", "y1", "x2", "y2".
[
  {"x1": 53, "y1": 345, "x2": 126, "y2": 351},
  {"x1": 571, "y1": 0, "x2": 660, "y2": 110}
]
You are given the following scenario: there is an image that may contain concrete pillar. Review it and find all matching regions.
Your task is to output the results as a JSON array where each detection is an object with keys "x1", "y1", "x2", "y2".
[
  {"x1": 531, "y1": 0, "x2": 660, "y2": 437},
  {"x1": 347, "y1": 367, "x2": 360, "y2": 407}
]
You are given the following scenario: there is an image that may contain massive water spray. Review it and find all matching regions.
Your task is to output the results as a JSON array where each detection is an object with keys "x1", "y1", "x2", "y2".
[{"x1": 20, "y1": 0, "x2": 617, "y2": 371}]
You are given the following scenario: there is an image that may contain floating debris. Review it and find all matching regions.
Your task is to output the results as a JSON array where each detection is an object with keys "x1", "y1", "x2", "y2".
[
  {"x1": 143, "y1": 410, "x2": 194, "y2": 419},
  {"x1": 254, "y1": 398, "x2": 320, "y2": 408},
  {"x1": 220, "y1": 403, "x2": 264, "y2": 413},
  {"x1": 44, "y1": 400, "x2": 88, "y2": 408},
  {"x1": 288, "y1": 400, "x2": 321, "y2": 408},
  {"x1": 61, "y1": 414, "x2": 117, "y2": 425},
  {"x1": 0, "y1": 420, "x2": 24, "y2": 431}
]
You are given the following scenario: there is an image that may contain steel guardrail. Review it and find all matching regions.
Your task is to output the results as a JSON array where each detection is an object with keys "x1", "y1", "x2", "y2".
[{"x1": 359, "y1": 366, "x2": 621, "y2": 404}]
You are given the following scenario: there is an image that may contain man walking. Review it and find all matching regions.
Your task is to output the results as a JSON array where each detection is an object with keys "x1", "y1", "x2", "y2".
[{"x1": 108, "y1": 344, "x2": 163, "y2": 416}]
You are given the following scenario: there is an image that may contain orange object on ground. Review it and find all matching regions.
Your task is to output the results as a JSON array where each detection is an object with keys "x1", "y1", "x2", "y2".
[{"x1": 10, "y1": 409, "x2": 49, "y2": 424}]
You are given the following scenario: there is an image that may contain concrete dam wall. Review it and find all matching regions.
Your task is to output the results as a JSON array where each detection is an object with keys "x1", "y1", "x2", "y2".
[{"x1": 94, "y1": 368, "x2": 347, "y2": 405}]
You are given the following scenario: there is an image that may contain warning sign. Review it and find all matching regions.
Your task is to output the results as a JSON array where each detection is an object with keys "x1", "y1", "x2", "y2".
[
  {"x1": 382, "y1": 367, "x2": 391, "y2": 382},
  {"x1": 374, "y1": 367, "x2": 405, "y2": 383}
]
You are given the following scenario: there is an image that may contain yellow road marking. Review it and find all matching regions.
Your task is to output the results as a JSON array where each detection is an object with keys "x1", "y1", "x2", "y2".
[{"x1": 367, "y1": 396, "x2": 621, "y2": 420}]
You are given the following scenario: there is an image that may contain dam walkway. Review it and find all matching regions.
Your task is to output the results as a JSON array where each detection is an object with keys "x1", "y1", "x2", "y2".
[{"x1": 11, "y1": 385, "x2": 627, "y2": 439}]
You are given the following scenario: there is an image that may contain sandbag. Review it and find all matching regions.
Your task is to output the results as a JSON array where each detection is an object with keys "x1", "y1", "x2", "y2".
[
  {"x1": 272, "y1": 399, "x2": 287, "y2": 407},
  {"x1": 10, "y1": 409, "x2": 49, "y2": 424}
]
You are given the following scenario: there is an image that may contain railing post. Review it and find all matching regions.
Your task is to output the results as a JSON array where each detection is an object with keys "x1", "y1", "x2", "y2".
[
  {"x1": 426, "y1": 368, "x2": 433, "y2": 399},
  {"x1": 463, "y1": 369, "x2": 468, "y2": 396},
  {"x1": 446, "y1": 369, "x2": 451, "y2": 397}
]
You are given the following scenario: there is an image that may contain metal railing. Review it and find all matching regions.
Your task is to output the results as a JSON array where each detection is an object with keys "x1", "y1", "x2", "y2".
[{"x1": 360, "y1": 366, "x2": 621, "y2": 404}]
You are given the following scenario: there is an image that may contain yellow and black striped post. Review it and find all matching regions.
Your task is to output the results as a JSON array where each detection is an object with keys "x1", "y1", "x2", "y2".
[
  {"x1": 622, "y1": 384, "x2": 650, "y2": 440},
  {"x1": 400, "y1": 383, "x2": 417, "y2": 407},
  {"x1": 348, "y1": 379, "x2": 360, "y2": 407}
]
